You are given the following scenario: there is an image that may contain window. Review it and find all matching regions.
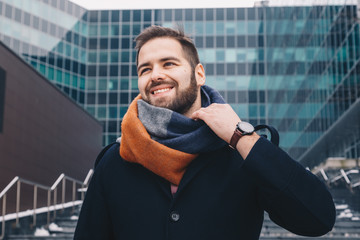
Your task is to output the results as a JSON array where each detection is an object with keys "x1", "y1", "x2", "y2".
[
  {"x1": 226, "y1": 8, "x2": 235, "y2": 20},
  {"x1": 194, "y1": 9, "x2": 203, "y2": 20},
  {"x1": 101, "y1": 10, "x2": 109, "y2": 22},
  {"x1": 111, "y1": 11, "x2": 119, "y2": 22},
  {"x1": 133, "y1": 24, "x2": 141, "y2": 36},
  {"x1": 14, "y1": 8, "x2": 21, "y2": 22},
  {"x1": 5, "y1": 4, "x2": 12, "y2": 19},
  {"x1": 216, "y1": 36, "x2": 225, "y2": 48},
  {"x1": 100, "y1": 38, "x2": 108, "y2": 49},
  {"x1": 109, "y1": 93, "x2": 118, "y2": 104},
  {"x1": 144, "y1": 10, "x2": 151, "y2": 21},
  {"x1": 110, "y1": 38, "x2": 119, "y2": 49},
  {"x1": 98, "y1": 93, "x2": 107, "y2": 104},
  {"x1": 205, "y1": 36, "x2": 214, "y2": 48},
  {"x1": 164, "y1": 9, "x2": 172, "y2": 21},
  {"x1": 216, "y1": 9, "x2": 224, "y2": 20},
  {"x1": 24, "y1": 12, "x2": 31, "y2": 26},
  {"x1": 206, "y1": 9, "x2": 214, "y2": 20},
  {"x1": 120, "y1": 92, "x2": 129, "y2": 104},
  {"x1": 185, "y1": 9, "x2": 193, "y2": 21},
  {"x1": 33, "y1": 16, "x2": 40, "y2": 29},
  {"x1": 0, "y1": 67, "x2": 6, "y2": 133},
  {"x1": 120, "y1": 11, "x2": 129, "y2": 22},
  {"x1": 133, "y1": 10, "x2": 141, "y2": 21},
  {"x1": 175, "y1": 9, "x2": 182, "y2": 21}
]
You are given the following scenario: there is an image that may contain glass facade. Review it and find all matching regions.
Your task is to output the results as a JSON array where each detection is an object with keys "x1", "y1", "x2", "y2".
[
  {"x1": 0, "y1": 0, "x2": 359, "y2": 166},
  {"x1": 0, "y1": 0, "x2": 87, "y2": 107}
]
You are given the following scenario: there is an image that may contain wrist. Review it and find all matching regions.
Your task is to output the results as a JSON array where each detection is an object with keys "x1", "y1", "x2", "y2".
[{"x1": 236, "y1": 133, "x2": 260, "y2": 159}]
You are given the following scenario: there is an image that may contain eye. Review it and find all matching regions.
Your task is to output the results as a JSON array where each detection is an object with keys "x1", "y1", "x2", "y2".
[
  {"x1": 164, "y1": 62, "x2": 175, "y2": 67},
  {"x1": 139, "y1": 67, "x2": 151, "y2": 75}
]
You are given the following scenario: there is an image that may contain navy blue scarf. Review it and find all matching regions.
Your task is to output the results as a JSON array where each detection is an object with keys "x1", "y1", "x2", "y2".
[{"x1": 138, "y1": 85, "x2": 228, "y2": 154}]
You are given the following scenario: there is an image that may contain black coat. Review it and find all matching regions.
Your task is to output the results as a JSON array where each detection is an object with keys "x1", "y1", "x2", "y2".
[{"x1": 74, "y1": 137, "x2": 335, "y2": 240}]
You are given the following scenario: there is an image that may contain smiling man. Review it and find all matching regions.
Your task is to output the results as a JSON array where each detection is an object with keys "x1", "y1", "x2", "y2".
[{"x1": 74, "y1": 26, "x2": 335, "y2": 240}]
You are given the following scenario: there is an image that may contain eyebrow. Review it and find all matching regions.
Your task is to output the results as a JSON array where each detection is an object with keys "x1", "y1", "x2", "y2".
[{"x1": 137, "y1": 56, "x2": 181, "y2": 72}]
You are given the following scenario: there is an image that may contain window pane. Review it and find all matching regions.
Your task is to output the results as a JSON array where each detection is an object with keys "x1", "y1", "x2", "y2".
[
  {"x1": 87, "y1": 79, "x2": 96, "y2": 90},
  {"x1": 99, "y1": 79, "x2": 107, "y2": 90}
]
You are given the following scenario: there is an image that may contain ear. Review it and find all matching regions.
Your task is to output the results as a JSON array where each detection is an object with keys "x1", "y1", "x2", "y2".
[{"x1": 195, "y1": 63, "x2": 206, "y2": 86}]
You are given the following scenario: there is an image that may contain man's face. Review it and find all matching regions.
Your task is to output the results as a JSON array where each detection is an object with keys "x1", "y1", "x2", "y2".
[{"x1": 137, "y1": 37, "x2": 204, "y2": 116}]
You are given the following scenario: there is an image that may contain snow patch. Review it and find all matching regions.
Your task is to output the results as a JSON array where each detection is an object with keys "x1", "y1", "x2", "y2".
[
  {"x1": 48, "y1": 223, "x2": 63, "y2": 232},
  {"x1": 335, "y1": 204, "x2": 348, "y2": 210},
  {"x1": 338, "y1": 209, "x2": 353, "y2": 219},
  {"x1": 34, "y1": 227, "x2": 50, "y2": 236}
]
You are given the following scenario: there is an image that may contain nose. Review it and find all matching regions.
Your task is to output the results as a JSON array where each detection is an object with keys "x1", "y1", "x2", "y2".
[{"x1": 150, "y1": 65, "x2": 165, "y2": 82}]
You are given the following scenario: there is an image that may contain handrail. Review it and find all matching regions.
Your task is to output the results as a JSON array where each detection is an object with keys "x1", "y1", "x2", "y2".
[
  {"x1": 340, "y1": 169, "x2": 351, "y2": 184},
  {"x1": 49, "y1": 173, "x2": 88, "y2": 220},
  {"x1": 84, "y1": 169, "x2": 94, "y2": 186},
  {"x1": 0, "y1": 169, "x2": 94, "y2": 240},
  {"x1": 319, "y1": 169, "x2": 329, "y2": 182},
  {"x1": 0, "y1": 177, "x2": 51, "y2": 240},
  {"x1": 327, "y1": 168, "x2": 360, "y2": 190},
  {"x1": 0, "y1": 177, "x2": 19, "y2": 199},
  {"x1": 352, "y1": 181, "x2": 360, "y2": 188},
  {"x1": 51, "y1": 174, "x2": 65, "y2": 191}
]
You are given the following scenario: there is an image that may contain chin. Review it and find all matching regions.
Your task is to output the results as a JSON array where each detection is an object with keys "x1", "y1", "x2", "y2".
[{"x1": 150, "y1": 98, "x2": 172, "y2": 109}]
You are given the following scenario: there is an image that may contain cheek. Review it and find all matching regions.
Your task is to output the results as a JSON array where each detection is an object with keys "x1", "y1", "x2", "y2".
[
  {"x1": 175, "y1": 70, "x2": 192, "y2": 87},
  {"x1": 137, "y1": 77, "x2": 147, "y2": 92}
]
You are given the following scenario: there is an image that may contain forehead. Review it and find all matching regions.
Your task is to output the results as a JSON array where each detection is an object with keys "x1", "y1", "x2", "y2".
[{"x1": 138, "y1": 37, "x2": 186, "y2": 63}]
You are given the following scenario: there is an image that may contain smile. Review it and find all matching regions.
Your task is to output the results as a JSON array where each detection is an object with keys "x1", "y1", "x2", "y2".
[{"x1": 152, "y1": 87, "x2": 173, "y2": 95}]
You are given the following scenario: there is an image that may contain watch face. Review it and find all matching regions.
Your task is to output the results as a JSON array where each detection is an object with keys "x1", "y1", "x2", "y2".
[{"x1": 238, "y1": 121, "x2": 255, "y2": 134}]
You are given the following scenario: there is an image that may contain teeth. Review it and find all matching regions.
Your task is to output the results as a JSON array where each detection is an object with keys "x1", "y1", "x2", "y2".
[{"x1": 153, "y1": 88, "x2": 171, "y2": 94}]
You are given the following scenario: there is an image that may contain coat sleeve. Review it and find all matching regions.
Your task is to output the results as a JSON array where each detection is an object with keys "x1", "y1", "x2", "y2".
[
  {"x1": 74, "y1": 160, "x2": 115, "y2": 239},
  {"x1": 243, "y1": 137, "x2": 336, "y2": 237}
]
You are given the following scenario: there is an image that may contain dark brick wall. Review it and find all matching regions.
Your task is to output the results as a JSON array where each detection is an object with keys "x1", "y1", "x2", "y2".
[
  {"x1": 0, "y1": 42, "x2": 102, "y2": 212},
  {"x1": 0, "y1": 66, "x2": 5, "y2": 133}
]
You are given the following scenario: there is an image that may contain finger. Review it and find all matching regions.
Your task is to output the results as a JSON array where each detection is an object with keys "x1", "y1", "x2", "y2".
[
  {"x1": 190, "y1": 110, "x2": 201, "y2": 120},
  {"x1": 191, "y1": 108, "x2": 206, "y2": 120}
]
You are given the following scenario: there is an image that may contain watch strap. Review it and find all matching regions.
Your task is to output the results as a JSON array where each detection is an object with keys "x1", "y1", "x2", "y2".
[{"x1": 229, "y1": 129, "x2": 243, "y2": 149}]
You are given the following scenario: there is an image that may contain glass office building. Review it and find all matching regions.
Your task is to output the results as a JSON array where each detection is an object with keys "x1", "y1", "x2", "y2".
[{"x1": 0, "y1": 0, "x2": 359, "y2": 167}]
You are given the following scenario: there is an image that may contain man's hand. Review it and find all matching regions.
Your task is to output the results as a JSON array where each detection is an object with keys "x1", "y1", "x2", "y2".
[
  {"x1": 191, "y1": 103, "x2": 259, "y2": 159},
  {"x1": 191, "y1": 103, "x2": 240, "y2": 144}
]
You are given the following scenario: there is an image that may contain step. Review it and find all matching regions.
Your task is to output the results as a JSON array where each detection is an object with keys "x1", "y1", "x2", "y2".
[
  {"x1": 54, "y1": 217, "x2": 78, "y2": 228},
  {"x1": 6, "y1": 218, "x2": 78, "y2": 240},
  {"x1": 7, "y1": 233, "x2": 74, "y2": 240},
  {"x1": 260, "y1": 237, "x2": 360, "y2": 240}
]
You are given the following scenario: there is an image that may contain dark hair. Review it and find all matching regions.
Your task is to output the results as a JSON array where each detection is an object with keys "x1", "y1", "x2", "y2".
[{"x1": 135, "y1": 25, "x2": 200, "y2": 71}]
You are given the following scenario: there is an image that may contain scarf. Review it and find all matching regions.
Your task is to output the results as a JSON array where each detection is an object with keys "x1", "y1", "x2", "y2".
[{"x1": 120, "y1": 85, "x2": 227, "y2": 185}]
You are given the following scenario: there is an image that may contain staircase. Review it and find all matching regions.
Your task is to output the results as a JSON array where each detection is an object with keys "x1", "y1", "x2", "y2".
[
  {"x1": 2, "y1": 166, "x2": 360, "y2": 239},
  {"x1": 4, "y1": 201, "x2": 359, "y2": 240},
  {"x1": 260, "y1": 209, "x2": 360, "y2": 240},
  {"x1": 6, "y1": 206, "x2": 80, "y2": 240},
  {"x1": 0, "y1": 172, "x2": 93, "y2": 240}
]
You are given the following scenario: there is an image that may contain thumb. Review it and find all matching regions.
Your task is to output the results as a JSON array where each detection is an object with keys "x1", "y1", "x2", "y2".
[{"x1": 191, "y1": 110, "x2": 199, "y2": 120}]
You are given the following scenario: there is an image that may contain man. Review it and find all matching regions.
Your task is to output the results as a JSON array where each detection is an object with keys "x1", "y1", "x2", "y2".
[{"x1": 74, "y1": 26, "x2": 335, "y2": 240}]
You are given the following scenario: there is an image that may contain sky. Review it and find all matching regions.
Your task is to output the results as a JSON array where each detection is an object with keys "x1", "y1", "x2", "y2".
[
  {"x1": 68, "y1": 0, "x2": 356, "y2": 10},
  {"x1": 69, "y1": 0, "x2": 258, "y2": 10}
]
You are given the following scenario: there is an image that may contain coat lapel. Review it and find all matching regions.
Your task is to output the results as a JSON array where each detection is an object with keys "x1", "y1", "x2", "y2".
[{"x1": 174, "y1": 148, "x2": 223, "y2": 197}]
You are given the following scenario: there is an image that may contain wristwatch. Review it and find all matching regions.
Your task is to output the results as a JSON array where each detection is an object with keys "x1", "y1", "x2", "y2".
[{"x1": 229, "y1": 121, "x2": 255, "y2": 149}]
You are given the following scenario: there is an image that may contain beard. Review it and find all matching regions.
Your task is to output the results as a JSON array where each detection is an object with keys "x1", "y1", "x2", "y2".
[{"x1": 144, "y1": 72, "x2": 198, "y2": 115}]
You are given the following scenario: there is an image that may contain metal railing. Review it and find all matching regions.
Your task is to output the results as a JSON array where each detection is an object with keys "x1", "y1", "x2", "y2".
[
  {"x1": 317, "y1": 168, "x2": 360, "y2": 190},
  {"x1": 0, "y1": 170, "x2": 94, "y2": 240}
]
